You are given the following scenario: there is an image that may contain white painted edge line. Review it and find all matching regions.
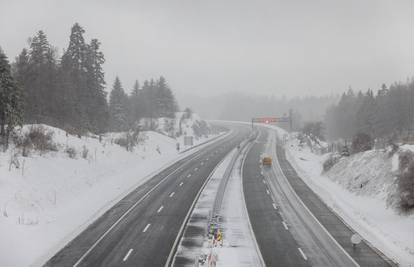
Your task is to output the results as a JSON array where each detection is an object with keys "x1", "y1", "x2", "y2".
[
  {"x1": 72, "y1": 161, "x2": 186, "y2": 267},
  {"x1": 169, "y1": 192, "x2": 175, "y2": 198},
  {"x1": 70, "y1": 131, "x2": 239, "y2": 267},
  {"x1": 298, "y1": 248, "x2": 308, "y2": 261},
  {"x1": 240, "y1": 132, "x2": 267, "y2": 267},
  {"x1": 143, "y1": 224, "x2": 151, "y2": 233},
  {"x1": 166, "y1": 150, "x2": 230, "y2": 267},
  {"x1": 157, "y1": 206, "x2": 164, "y2": 213},
  {"x1": 72, "y1": 137, "x2": 225, "y2": 267},
  {"x1": 270, "y1": 130, "x2": 360, "y2": 267},
  {"x1": 123, "y1": 249, "x2": 133, "y2": 262},
  {"x1": 282, "y1": 221, "x2": 289, "y2": 230}
]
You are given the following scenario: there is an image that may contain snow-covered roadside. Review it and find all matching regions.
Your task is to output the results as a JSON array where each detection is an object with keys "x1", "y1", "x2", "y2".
[
  {"x1": 0, "y1": 124, "x2": 225, "y2": 267},
  {"x1": 173, "y1": 148, "x2": 237, "y2": 265},
  {"x1": 174, "y1": 143, "x2": 262, "y2": 267},
  {"x1": 216, "y1": 145, "x2": 263, "y2": 267},
  {"x1": 279, "y1": 132, "x2": 414, "y2": 266}
]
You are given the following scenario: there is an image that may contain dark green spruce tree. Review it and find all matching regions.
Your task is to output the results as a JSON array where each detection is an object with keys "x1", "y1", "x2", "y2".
[
  {"x1": 85, "y1": 38, "x2": 108, "y2": 133},
  {"x1": 0, "y1": 48, "x2": 23, "y2": 147},
  {"x1": 109, "y1": 77, "x2": 128, "y2": 131}
]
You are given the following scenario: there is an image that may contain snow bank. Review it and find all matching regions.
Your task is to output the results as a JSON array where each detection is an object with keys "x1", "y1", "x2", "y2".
[
  {"x1": 283, "y1": 133, "x2": 414, "y2": 266},
  {"x1": 0, "y1": 122, "x2": 221, "y2": 267}
]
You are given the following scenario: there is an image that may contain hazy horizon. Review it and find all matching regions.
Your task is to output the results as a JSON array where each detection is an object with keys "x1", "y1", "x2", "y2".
[{"x1": 2, "y1": 0, "x2": 414, "y2": 107}]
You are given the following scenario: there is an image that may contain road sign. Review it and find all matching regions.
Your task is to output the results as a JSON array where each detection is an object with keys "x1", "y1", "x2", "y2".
[{"x1": 252, "y1": 117, "x2": 278, "y2": 124}]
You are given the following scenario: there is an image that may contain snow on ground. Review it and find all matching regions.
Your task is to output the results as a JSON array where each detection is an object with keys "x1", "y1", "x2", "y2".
[
  {"x1": 174, "y1": 144, "x2": 262, "y2": 267},
  {"x1": 0, "y1": 121, "x2": 222, "y2": 267},
  {"x1": 278, "y1": 130, "x2": 414, "y2": 267},
  {"x1": 217, "y1": 147, "x2": 263, "y2": 267}
]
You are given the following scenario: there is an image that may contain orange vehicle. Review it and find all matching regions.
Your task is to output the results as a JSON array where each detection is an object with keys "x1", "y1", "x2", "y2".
[{"x1": 262, "y1": 156, "x2": 272, "y2": 166}]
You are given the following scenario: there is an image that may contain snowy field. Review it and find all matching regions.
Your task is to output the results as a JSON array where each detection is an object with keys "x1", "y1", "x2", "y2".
[
  {"x1": 276, "y1": 129, "x2": 414, "y2": 267},
  {"x1": 0, "y1": 119, "x2": 222, "y2": 266}
]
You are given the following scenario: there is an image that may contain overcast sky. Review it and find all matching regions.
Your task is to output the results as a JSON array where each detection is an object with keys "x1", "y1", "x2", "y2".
[{"x1": 2, "y1": 0, "x2": 414, "y2": 101}]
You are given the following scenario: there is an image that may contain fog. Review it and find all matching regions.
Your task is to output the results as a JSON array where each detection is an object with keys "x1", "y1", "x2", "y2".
[{"x1": 2, "y1": 0, "x2": 414, "y2": 117}]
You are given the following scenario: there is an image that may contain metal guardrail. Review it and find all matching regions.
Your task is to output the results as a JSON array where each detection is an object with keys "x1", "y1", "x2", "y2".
[{"x1": 210, "y1": 130, "x2": 258, "y2": 227}]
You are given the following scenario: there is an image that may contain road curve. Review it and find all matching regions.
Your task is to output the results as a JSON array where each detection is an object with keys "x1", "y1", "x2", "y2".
[{"x1": 45, "y1": 125, "x2": 250, "y2": 267}]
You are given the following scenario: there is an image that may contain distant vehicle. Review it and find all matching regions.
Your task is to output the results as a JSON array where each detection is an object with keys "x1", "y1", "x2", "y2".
[{"x1": 262, "y1": 156, "x2": 272, "y2": 166}]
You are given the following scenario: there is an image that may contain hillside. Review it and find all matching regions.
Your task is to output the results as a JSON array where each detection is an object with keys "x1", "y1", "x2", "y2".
[
  {"x1": 0, "y1": 114, "x2": 221, "y2": 266},
  {"x1": 284, "y1": 134, "x2": 414, "y2": 266}
]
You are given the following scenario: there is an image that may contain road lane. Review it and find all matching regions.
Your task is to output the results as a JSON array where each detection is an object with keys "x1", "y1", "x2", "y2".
[
  {"x1": 242, "y1": 129, "x2": 309, "y2": 267},
  {"x1": 45, "y1": 126, "x2": 250, "y2": 267}
]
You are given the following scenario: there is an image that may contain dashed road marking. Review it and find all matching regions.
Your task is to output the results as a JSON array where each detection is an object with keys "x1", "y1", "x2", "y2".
[
  {"x1": 282, "y1": 221, "x2": 289, "y2": 230},
  {"x1": 169, "y1": 192, "x2": 175, "y2": 197},
  {"x1": 298, "y1": 248, "x2": 308, "y2": 260},
  {"x1": 123, "y1": 249, "x2": 133, "y2": 261},
  {"x1": 194, "y1": 167, "x2": 198, "y2": 171},
  {"x1": 187, "y1": 174, "x2": 192, "y2": 178},
  {"x1": 272, "y1": 203, "x2": 278, "y2": 210},
  {"x1": 143, "y1": 224, "x2": 151, "y2": 233},
  {"x1": 262, "y1": 179, "x2": 266, "y2": 184},
  {"x1": 266, "y1": 189, "x2": 270, "y2": 195},
  {"x1": 179, "y1": 182, "x2": 183, "y2": 187},
  {"x1": 157, "y1": 206, "x2": 163, "y2": 213}
]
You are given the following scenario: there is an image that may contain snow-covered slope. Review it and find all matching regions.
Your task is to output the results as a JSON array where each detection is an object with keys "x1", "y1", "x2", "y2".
[
  {"x1": 0, "y1": 121, "x2": 220, "y2": 267},
  {"x1": 284, "y1": 134, "x2": 414, "y2": 266}
]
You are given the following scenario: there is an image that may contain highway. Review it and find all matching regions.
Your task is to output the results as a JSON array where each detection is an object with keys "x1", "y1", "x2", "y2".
[
  {"x1": 242, "y1": 129, "x2": 309, "y2": 266},
  {"x1": 45, "y1": 125, "x2": 250, "y2": 267},
  {"x1": 242, "y1": 126, "x2": 393, "y2": 267},
  {"x1": 45, "y1": 123, "x2": 394, "y2": 267}
]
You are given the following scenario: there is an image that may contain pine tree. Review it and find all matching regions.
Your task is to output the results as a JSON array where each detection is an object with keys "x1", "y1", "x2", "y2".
[
  {"x1": 128, "y1": 80, "x2": 142, "y2": 127},
  {"x1": 85, "y1": 38, "x2": 108, "y2": 133},
  {"x1": 60, "y1": 23, "x2": 88, "y2": 130},
  {"x1": 109, "y1": 77, "x2": 128, "y2": 131},
  {"x1": 20, "y1": 30, "x2": 59, "y2": 123},
  {"x1": 0, "y1": 48, "x2": 23, "y2": 147},
  {"x1": 155, "y1": 76, "x2": 178, "y2": 118}
]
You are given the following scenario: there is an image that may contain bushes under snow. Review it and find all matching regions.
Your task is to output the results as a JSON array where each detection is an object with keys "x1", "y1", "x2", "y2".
[
  {"x1": 13, "y1": 125, "x2": 57, "y2": 156},
  {"x1": 323, "y1": 153, "x2": 341, "y2": 172},
  {"x1": 351, "y1": 132, "x2": 373, "y2": 154},
  {"x1": 398, "y1": 150, "x2": 414, "y2": 211}
]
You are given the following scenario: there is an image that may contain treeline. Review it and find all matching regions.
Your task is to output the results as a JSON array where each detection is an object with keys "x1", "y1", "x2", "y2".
[
  {"x1": 0, "y1": 23, "x2": 178, "y2": 144},
  {"x1": 325, "y1": 80, "x2": 414, "y2": 143}
]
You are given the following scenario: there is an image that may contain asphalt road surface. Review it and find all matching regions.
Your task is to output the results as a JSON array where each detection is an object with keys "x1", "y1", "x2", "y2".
[
  {"x1": 242, "y1": 126, "x2": 393, "y2": 267},
  {"x1": 242, "y1": 129, "x2": 309, "y2": 267},
  {"x1": 45, "y1": 125, "x2": 250, "y2": 267}
]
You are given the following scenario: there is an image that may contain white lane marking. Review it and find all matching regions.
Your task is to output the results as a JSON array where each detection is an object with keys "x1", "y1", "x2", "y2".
[
  {"x1": 157, "y1": 206, "x2": 164, "y2": 213},
  {"x1": 179, "y1": 182, "x2": 183, "y2": 187},
  {"x1": 298, "y1": 248, "x2": 308, "y2": 260},
  {"x1": 194, "y1": 167, "x2": 198, "y2": 171},
  {"x1": 169, "y1": 192, "x2": 175, "y2": 197},
  {"x1": 143, "y1": 223, "x2": 151, "y2": 233},
  {"x1": 282, "y1": 221, "x2": 289, "y2": 230},
  {"x1": 272, "y1": 203, "x2": 278, "y2": 210},
  {"x1": 266, "y1": 189, "x2": 270, "y2": 195},
  {"x1": 72, "y1": 134, "x2": 229, "y2": 267},
  {"x1": 262, "y1": 179, "x2": 266, "y2": 184},
  {"x1": 123, "y1": 249, "x2": 133, "y2": 262},
  {"x1": 187, "y1": 174, "x2": 192, "y2": 178}
]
